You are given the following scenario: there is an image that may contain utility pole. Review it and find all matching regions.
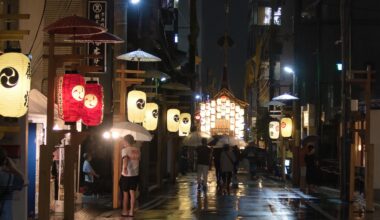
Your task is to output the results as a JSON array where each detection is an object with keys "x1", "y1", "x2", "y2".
[
  {"x1": 189, "y1": 0, "x2": 198, "y2": 84},
  {"x1": 339, "y1": 0, "x2": 351, "y2": 202}
]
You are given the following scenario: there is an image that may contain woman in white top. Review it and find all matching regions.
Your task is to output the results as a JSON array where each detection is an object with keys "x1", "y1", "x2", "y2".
[{"x1": 120, "y1": 135, "x2": 141, "y2": 217}]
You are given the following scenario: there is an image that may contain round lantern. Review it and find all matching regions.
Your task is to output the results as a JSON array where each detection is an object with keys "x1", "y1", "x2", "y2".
[
  {"x1": 167, "y1": 108, "x2": 180, "y2": 132},
  {"x1": 127, "y1": 90, "x2": 146, "y2": 123},
  {"x1": 179, "y1": 113, "x2": 191, "y2": 136},
  {"x1": 82, "y1": 82, "x2": 103, "y2": 126},
  {"x1": 269, "y1": 121, "x2": 280, "y2": 139},
  {"x1": 0, "y1": 52, "x2": 31, "y2": 117},
  {"x1": 57, "y1": 73, "x2": 85, "y2": 122},
  {"x1": 280, "y1": 117, "x2": 293, "y2": 138},
  {"x1": 143, "y1": 103, "x2": 159, "y2": 131}
]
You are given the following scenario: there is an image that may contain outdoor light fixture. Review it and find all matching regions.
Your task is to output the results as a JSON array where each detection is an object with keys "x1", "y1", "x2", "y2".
[
  {"x1": 280, "y1": 117, "x2": 293, "y2": 138},
  {"x1": 143, "y1": 103, "x2": 159, "y2": 131},
  {"x1": 127, "y1": 90, "x2": 146, "y2": 123},
  {"x1": 167, "y1": 108, "x2": 180, "y2": 132},
  {"x1": 195, "y1": 94, "x2": 201, "y2": 100},
  {"x1": 283, "y1": 66, "x2": 294, "y2": 74},
  {"x1": 269, "y1": 121, "x2": 280, "y2": 139},
  {"x1": 336, "y1": 63, "x2": 342, "y2": 71},
  {"x1": 0, "y1": 52, "x2": 31, "y2": 117},
  {"x1": 130, "y1": 0, "x2": 140, "y2": 4},
  {"x1": 179, "y1": 113, "x2": 191, "y2": 136},
  {"x1": 57, "y1": 73, "x2": 85, "y2": 122},
  {"x1": 160, "y1": 77, "x2": 167, "y2": 82},
  {"x1": 82, "y1": 82, "x2": 104, "y2": 126}
]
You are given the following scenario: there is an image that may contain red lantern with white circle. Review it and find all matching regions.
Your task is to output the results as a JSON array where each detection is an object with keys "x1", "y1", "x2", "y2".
[
  {"x1": 82, "y1": 82, "x2": 103, "y2": 126},
  {"x1": 57, "y1": 73, "x2": 85, "y2": 122}
]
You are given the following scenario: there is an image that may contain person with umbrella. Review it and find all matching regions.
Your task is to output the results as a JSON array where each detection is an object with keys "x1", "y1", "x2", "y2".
[
  {"x1": 304, "y1": 144, "x2": 318, "y2": 193},
  {"x1": 196, "y1": 138, "x2": 212, "y2": 191},
  {"x1": 220, "y1": 144, "x2": 236, "y2": 195}
]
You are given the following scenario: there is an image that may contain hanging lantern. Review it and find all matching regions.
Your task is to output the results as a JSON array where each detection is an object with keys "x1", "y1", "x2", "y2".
[
  {"x1": 82, "y1": 82, "x2": 103, "y2": 126},
  {"x1": 57, "y1": 73, "x2": 85, "y2": 122},
  {"x1": 0, "y1": 53, "x2": 31, "y2": 117},
  {"x1": 280, "y1": 117, "x2": 293, "y2": 138},
  {"x1": 167, "y1": 108, "x2": 180, "y2": 132},
  {"x1": 143, "y1": 103, "x2": 159, "y2": 131},
  {"x1": 179, "y1": 113, "x2": 191, "y2": 136},
  {"x1": 127, "y1": 90, "x2": 146, "y2": 123},
  {"x1": 269, "y1": 121, "x2": 280, "y2": 139}
]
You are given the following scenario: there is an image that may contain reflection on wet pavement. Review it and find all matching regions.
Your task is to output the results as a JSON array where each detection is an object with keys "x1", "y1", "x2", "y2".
[{"x1": 130, "y1": 172, "x2": 326, "y2": 220}]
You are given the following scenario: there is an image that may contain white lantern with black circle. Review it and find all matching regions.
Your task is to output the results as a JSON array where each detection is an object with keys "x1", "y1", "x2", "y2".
[
  {"x1": 127, "y1": 90, "x2": 146, "y2": 123},
  {"x1": 179, "y1": 113, "x2": 191, "y2": 136},
  {"x1": 0, "y1": 53, "x2": 31, "y2": 117},
  {"x1": 143, "y1": 103, "x2": 159, "y2": 131},
  {"x1": 167, "y1": 108, "x2": 180, "y2": 132}
]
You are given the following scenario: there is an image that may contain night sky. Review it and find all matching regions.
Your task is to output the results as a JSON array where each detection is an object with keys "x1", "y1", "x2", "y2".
[{"x1": 199, "y1": 0, "x2": 249, "y2": 99}]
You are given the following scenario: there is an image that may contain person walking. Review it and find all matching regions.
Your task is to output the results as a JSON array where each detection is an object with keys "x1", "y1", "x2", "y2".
[
  {"x1": 196, "y1": 138, "x2": 212, "y2": 191},
  {"x1": 82, "y1": 153, "x2": 99, "y2": 196},
  {"x1": 304, "y1": 144, "x2": 318, "y2": 193},
  {"x1": 0, "y1": 147, "x2": 25, "y2": 220},
  {"x1": 120, "y1": 134, "x2": 141, "y2": 217},
  {"x1": 220, "y1": 144, "x2": 236, "y2": 195},
  {"x1": 213, "y1": 147, "x2": 223, "y2": 191}
]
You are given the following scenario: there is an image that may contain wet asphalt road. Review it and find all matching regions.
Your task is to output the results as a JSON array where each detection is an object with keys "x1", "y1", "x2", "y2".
[{"x1": 106, "y1": 172, "x2": 327, "y2": 220}]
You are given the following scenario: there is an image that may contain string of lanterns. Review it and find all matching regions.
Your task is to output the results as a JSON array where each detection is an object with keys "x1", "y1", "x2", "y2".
[
  {"x1": 127, "y1": 90, "x2": 191, "y2": 135},
  {"x1": 269, "y1": 117, "x2": 293, "y2": 139}
]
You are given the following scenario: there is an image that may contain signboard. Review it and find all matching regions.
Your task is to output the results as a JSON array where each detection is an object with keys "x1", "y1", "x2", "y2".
[{"x1": 88, "y1": 1, "x2": 107, "y2": 73}]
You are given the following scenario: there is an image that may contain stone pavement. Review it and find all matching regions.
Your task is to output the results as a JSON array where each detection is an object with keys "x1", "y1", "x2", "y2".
[{"x1": 50, "y1": 171, "x2": 380, "y2": 219}]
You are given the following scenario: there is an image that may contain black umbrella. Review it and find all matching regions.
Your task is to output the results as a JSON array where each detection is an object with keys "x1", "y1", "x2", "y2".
[{"x1": 301, "y1": 135, "x2": 319, "y2": 148}]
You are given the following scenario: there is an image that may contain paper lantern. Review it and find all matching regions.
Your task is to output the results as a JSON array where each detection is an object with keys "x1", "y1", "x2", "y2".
[
  {"x1": 269, "y1": 121, "x2": 280, "y2": 139},
  {"x1": 280, "y1": 117, "x2": 293, "y2": 138},
  {"x1": 57, "y1": 73, "x2": 85, "y2": 122},
  {"x1": 127, "y1": 90, "x2": 146, "y2": 123},
  {"x1": 179, "y1": 113, "x2": 191, "y2": 136},
  {"x1": 82, "y1": 82, "x2": 103, "y2": 126},
  {"x1": 0, "y1": 53, "x2": 31, "y2": 117},
  {"x1": 143, "y1": 103, "x2": 159, "y2": 131},
  {"x1": 167, "y1": 108, "x2": 180, "y2": 132}
]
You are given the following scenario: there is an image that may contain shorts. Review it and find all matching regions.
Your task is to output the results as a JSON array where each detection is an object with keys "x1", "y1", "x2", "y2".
[{"x1": 119, "y1": 175, "x2": 139, "y2": 191}]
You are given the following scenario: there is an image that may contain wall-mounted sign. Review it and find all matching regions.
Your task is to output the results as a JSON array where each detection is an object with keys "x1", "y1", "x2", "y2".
[{"x1": 88, "y1": 1, "x2": 107, "y2": 73}]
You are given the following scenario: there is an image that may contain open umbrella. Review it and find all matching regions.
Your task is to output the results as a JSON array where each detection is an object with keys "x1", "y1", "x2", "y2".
[
  {"x1": 301, "y1": 135, "x2": 319, "y2": 148},
  {"x1": 117, "y1": 49, "x2": 161, "y2": 69},
  {"x1": 111, "y1": 121, "x2": 153, "y2": 141},
  {"x1": 44, "y1": 15, "x2": 106, "y2": 35},
  {"x1": 214, "y1": 135, "x2": 247, "y2": 148},
  {"x1": 143, "y1": 69, "x2": 171, "y2": 80},
  {"x1": 65, "y1": 32, "x2": 124, "y2": 43},
  {"x1": 272, "y1": 93, "x2": 299, "y2": 101},
  {"x1": 182, "y1": 131, "x2": 212, "y2": 147}
]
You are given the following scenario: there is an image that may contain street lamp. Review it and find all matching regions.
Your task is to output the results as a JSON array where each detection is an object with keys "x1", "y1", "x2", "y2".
[
  {"x1": 283, "y1": 66, "x2": 296, "y2": 95},
  {"x1": 130, "y1": 0, "x2": 140, "y2": 4}
]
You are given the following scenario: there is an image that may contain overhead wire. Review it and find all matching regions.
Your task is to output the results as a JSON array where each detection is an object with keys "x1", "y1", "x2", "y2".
[{"x1": 28, "y1": 0, "x2": 47, "y2": 54}]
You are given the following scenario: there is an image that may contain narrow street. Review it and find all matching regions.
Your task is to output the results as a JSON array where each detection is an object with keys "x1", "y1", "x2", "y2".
[{"x1": 52, "y1": 171, "x2": 341, "y2": 220}]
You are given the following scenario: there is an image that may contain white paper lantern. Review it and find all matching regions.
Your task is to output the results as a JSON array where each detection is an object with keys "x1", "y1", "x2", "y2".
[
  {"x1": 143, "y1": 103, "x2": 159, "y2": 131},
  {"x1": 269, "y1": 121, "x2": 280, "y2": 139},
  {"x1": 167, "y1": 108, "x2": 180, "y2": 132},
  {"x1": 211, "y1": 100, "x2": 216, "y2": 107},
  {"x1": 281, "y1": 117, "x2": 293, "y2": 138},
  {"x1": 216, "y1": 112, "x2": 221, "y2": 119},
  {"x1": 200, "y1": 103, "x2": 205, "y2": 110},
  {"x1": 0, "y1": 53, "x2": 31, "y2": 117},
  {"x1": 179, "y1": 113, "x2": 191, "y2": 136},
  {"x1": 211, "y1": 122, "x2": 216, "y2": 128},
  {"x1": 127, "y1": 90, "x2": 146, "y2": 123}
]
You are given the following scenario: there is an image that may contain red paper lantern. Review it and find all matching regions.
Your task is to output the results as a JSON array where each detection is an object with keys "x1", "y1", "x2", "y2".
[
  {"x1": 82, "y1": 82, "x2": 104, "y2": 126},
  {"x1": 57, "y1": 73, "x2": 85, "y2": 122}
]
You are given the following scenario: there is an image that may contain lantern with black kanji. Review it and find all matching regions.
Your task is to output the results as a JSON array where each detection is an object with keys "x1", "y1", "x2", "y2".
[
  {"x1": 0, "y1": 53, "x2": 31, "y2": 117},
  {"x1": 179, "y1": 113, "x2": 191, "y2": 136},
  {"x1": 167, "y1": 108, "x2": 180, "y2": 132},
  {"x1": 57, "y1": 73, "x2": 85, "y2": 122},
  {"x1": 127, "y1": 90, "x2": 146, "y2": 123},
  {"x1": 82, "y1": 81, "x2": 103, "y2": 126},
  {"x1": 143, "y1": 103, "x2": 158, "y2": 131}
]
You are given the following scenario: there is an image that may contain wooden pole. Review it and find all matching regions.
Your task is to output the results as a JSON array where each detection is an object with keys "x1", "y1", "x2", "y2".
[
  {"x1": 365, "y1": 66, "x2": 374, "y2": 211},
  {"x1": 38, "y1": 33, "x2": 56, "y2": 220},
  {"x1": 112, "y1": 139, "x2": 121, "y2": 208}
]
